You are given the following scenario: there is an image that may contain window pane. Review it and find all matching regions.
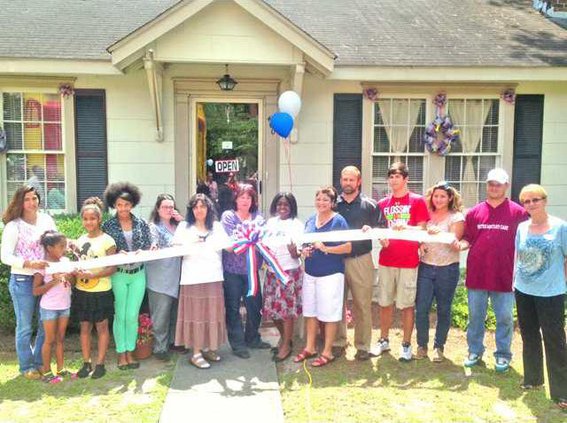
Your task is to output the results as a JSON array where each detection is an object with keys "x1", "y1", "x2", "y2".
[
  {"x1": 3, "y1": 93, "x2": 22, "y2": 120},
  {"x1": 373, "y1": 126, "x2": 389, "y2": 153},
  {"x1": 372, "y1": 156, "x2": 389, "y2": 180},
  {"x1": 392, "y1": 99, "x2": 408, "y2": 125},
  {"x1": 412, "y1": 99, "x2": 426, "y2": 125},
  {"x1": 44, "y1": 123, "x2": 62, "y2": 150},
  {"x1": 481, "y1": 125, "x2": 498, "y2": 153},
  {"x1": 46, "y1": 154, "x2": 64, "y2": 181},
  {"x1": 445, "y1": 156, "x2": 462, "y2": 182},
  {"x1": 46, "y1": 183, "x2": 66, "y2": 209},
  {"x1": 23, "y1": 93, "x2": 42, "y2": 122},
  {"x1": 408, "y1": 126, "x2": 424, "y2": 153},
  {"x1": 23, "y1": 123, "x2": 43, "y2": 150},
  {"x1": 374, "y1": 104, "x2": 385, "y2": 125},
  {"x1": 7, "y1": 182, "x2": 23, "y2": 202},
  {"x1": 6, "y1": 153, "x2": 26, "y2": 180},
  {"x1": 42, "y1": 94, "x2": 61, "y2": 122},
  {"x1": 5, "y1": 122, "x2": 23, "y2": 150},
  {"x1": 479, "y1": 156, "x2": 496, "y2": 181},
  {"x1": 486, "y1": 100, "x2": 499, "y2": 125}
]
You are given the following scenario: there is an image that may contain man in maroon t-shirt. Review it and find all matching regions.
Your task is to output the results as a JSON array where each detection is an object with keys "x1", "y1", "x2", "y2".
[
  {"x1": 371, "y1": 162, "x2": 429, "y2": 362},
  {"x1": 460, "y1": 168, "x2": 527, "y2": 372}
]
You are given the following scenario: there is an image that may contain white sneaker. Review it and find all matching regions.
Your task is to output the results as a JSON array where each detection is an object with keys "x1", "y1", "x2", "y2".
[
  {"x1": 370, "y1": 339, "x2": 390, "y2": 357},
  {"x1": 399, "y1": 344, "x2": 413, "y2": 362}
]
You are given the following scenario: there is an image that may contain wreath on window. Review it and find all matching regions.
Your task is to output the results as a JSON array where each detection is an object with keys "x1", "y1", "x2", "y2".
[{"x1": 423, "y1": 93, "x2": 460, "y2": 156}]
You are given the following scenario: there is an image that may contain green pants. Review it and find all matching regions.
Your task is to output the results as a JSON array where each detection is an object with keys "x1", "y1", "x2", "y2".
[{"x1": 111, "y1": 270, "x2": 146, "y2": 353}]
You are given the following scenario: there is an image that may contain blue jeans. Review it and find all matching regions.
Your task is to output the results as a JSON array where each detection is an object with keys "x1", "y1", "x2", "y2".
[
  {"x1": 415, "y1": 263, "x2": 460, "y2": 349},
  {"x1": 223, "y1": 272, "x2": 262, "y2": 351},
  {"x1": 8, "y1": 274, "x2": 45, "y2": 373},
  {"x1": 467, "y1": 288, "x2": 514, "y2": 360}
]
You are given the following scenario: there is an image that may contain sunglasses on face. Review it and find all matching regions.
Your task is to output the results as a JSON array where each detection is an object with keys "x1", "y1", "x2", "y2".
[
  {"x1": 522, "y1": 198, "x2": 544, "y2": 205},
  {"x1": 434, "y1": 181, "x2": 450, "y2": 190}
]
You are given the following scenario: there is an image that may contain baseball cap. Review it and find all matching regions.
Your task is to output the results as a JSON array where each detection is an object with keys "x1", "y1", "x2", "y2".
[{"x1": 486, "y1": 168, "x2": 509, "y2": 184}]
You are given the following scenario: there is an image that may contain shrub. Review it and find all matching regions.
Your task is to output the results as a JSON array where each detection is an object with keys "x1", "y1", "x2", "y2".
[{"x1": 0, "y1": 214, "x2": 86, "y2": 332}]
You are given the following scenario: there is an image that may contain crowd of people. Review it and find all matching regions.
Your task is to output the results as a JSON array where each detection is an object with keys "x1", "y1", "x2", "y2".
[{"x1": 1, "y1": 162, "x2": 566, "y2": 409}]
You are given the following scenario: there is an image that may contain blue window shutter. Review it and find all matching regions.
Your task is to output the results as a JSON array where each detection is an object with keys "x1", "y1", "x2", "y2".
[
  {"x1": 512, "y1": 95, "x2": 544, "y2": 202},
  {"x1": 74, "y1": 90, "x2": 108, "y2": 209},
  {"x1": 333, "y1": 94, "x2": 363, "y2": 190}
]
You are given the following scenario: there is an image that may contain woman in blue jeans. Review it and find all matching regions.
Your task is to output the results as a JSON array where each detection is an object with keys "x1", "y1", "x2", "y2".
[
  {"x1": 415, "y1": 182, "x2": 464, "y2": 362},
  {"x1": 1, "y1": 186, "x2": 56, "y2": 379},
  {"x1": 221, "y1": 184, "x2": 270, "y2": 359}
]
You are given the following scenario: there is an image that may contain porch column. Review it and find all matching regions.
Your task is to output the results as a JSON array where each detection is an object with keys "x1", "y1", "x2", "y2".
[
  {"x1": 143, "y1": 50, "x2": 164, "y2": 142},
  {"x1": 290, "y1": 63, "x2": 305, "y2": 144}
]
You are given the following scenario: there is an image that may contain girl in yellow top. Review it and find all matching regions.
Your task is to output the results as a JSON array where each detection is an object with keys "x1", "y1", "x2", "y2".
[{"x1": 72, "y1": 197, "x2": 117, "y2": 379}]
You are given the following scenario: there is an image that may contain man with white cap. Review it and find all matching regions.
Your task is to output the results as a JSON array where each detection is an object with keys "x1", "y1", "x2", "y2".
[{"x1": 458, "y1": 168, "x2": 527, "y2": 372}]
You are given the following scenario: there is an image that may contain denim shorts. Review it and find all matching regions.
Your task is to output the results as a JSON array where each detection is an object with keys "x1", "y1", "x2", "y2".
[{"x1": 40, "y1": 307, "x2": 70, "y2": 321}]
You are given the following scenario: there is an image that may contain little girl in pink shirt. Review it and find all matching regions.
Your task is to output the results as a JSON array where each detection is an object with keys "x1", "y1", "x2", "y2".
[{"x1": 33, "y1": 230, "x2": 73, "y2": 383}]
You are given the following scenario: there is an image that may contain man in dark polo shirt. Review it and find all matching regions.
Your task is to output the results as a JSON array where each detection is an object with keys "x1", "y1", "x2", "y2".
[{"x1": 334, "y1": 165, "x2": 383, "y2": 361}]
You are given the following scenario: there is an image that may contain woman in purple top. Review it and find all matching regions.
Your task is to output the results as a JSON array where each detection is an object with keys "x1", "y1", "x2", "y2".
[{"x1": 221, "y1": 184, "x2": 269, "y2": 359}]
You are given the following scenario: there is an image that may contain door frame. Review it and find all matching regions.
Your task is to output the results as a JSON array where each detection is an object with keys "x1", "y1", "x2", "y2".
[
  {"x1": 173, "y1": 78, "x2": 280, "y2": 213},
  {"x1": 188, "y1": 97, "x2": 264, "y2": 206}
]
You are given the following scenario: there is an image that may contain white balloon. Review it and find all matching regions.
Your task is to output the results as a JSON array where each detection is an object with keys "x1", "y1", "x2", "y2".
[{"x1": 278, "y1": 91, "x2": 302, "y2": 118}]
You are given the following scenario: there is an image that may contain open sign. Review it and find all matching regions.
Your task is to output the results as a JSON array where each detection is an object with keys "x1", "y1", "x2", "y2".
[{"x1": 215, "y1": 159, "x2": 239, "y2": 173}]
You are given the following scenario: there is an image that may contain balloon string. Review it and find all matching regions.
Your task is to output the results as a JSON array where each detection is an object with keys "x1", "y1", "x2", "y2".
[{"x1": 283, "y1": 137, "x2": 293, "y2": 191}]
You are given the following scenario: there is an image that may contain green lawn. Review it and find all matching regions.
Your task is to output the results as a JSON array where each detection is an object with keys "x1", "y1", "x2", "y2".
[
  {"x1": 278, "y1": 329, "x2": 565, "y2": 423},
  {"x1": 0, "y1": 347, "x2": 174, "y2": 423}
]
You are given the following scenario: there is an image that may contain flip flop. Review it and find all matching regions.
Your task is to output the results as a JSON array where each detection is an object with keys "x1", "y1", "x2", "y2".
[
  {"x1": 293, "y1": 349, "x2": 317, "y2": 363},
  {"x1": 311, "y1": 354, "x2": 335, "y2": 368}
]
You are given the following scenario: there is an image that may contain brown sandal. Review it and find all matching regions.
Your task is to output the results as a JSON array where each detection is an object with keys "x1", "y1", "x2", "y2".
[
  {"x1": 293, "y1": 349, "x2": 317, "y2": 363},
  {"x1": 190, "y1": 354, "x2": 211, "y2": 369},
  {"x1": 311, "y1": 354, "x2": 335, "y2": 367},
  {"x1": 202, "y1": 350, "x2": 221, "y2": 362}
]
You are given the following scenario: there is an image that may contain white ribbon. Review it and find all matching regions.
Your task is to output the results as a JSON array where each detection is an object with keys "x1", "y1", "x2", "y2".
[{"x1": 46, "y1": 228, "x2": 455, "y2": 274}]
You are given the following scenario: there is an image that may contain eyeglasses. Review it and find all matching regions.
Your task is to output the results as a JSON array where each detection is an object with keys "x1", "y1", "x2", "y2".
[
  {"x1": 521, "y1": 198, "x2": 544, "y2": 205},
  {"x1": 160, "y1": 205, "x2": 175, "y2": 210}
]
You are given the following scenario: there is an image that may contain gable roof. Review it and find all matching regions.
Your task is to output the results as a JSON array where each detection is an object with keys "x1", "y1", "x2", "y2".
[{"x1": 0, "y1": 0, "x2": 566, "y2": 67}]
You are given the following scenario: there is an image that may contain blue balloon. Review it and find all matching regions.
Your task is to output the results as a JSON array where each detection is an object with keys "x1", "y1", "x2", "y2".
[{"x1": 269, "y1": 112, "x2": 294, "y2": 138}]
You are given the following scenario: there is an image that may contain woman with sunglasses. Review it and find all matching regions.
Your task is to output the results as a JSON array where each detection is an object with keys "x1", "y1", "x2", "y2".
[
  {"x1": 514, "y1": 184, "x2": 567, "y2": 410},
  {"x1": 414, "y1": 181, "x2": 464, "y2": 362}
]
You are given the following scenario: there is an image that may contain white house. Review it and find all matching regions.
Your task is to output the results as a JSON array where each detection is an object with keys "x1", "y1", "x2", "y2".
[{"x1": 1, "y1": 0, "x2": 566, "y2": 219}]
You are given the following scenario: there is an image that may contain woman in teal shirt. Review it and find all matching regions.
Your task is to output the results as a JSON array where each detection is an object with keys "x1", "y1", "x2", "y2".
[{"x1": 514, "y1": 184, "x2": 567, "y2": 410}]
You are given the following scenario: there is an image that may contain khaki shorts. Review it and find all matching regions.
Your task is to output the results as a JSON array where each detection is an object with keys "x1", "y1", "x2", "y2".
[{"x1": 377, "y1": 265, "x2": 418, "y2": 309}]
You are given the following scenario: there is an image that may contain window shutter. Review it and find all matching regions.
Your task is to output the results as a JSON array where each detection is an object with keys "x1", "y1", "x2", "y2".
[
  {"x1": 512, "y1": 95, "x2": 544, "y2": 202},
  {"x1": 333, "y1": 94, "x2": 363, "y2": 190},
  {"x1": 74, "y1": 90, "x2": 108, "y2": 209}
]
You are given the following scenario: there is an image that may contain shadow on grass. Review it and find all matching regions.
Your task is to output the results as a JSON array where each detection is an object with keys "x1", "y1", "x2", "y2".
[{"x1": 0, "y1": 353, "x2": 175, "y2": 403}]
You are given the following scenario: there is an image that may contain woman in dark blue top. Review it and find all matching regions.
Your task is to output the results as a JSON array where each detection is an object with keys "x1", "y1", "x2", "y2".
[{"x1": 294, "y1": 186, "x2": 351, "y2": 367}]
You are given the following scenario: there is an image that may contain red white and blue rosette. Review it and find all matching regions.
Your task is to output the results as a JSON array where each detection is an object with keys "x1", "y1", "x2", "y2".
[{"x1": 232, "y1": 222, "x2": 290, "y2": 296}]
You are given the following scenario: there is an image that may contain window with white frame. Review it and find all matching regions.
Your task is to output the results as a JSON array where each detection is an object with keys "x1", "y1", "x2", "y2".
[
  {"x1": 371, "y1": 98, "x2": 426, "y2": 201},
  {"x1": 444, "y1": 98, "x2": 500, "y2": 207},
  {"x1": 2, "y1": 92, "x2": 66, "y2": 210}
]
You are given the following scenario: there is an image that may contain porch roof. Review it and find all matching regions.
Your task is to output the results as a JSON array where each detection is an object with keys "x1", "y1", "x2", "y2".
[{"x1": 0, "y1": 0, "x2": 566, "y2": 67}]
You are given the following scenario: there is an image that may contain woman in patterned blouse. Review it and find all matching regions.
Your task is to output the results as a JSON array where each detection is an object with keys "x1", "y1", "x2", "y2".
[
  {"x1": 102, "y1": 182, "x2": 152, "y2": 370},
  {"x1": 145, "y1": 194, "x2": 183, "y2": 361}
]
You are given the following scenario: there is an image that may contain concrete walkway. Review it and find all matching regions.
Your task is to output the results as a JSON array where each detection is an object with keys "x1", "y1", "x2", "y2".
[{"x1": 159, "y1": 327, "x2": 284, "y2": 423}]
